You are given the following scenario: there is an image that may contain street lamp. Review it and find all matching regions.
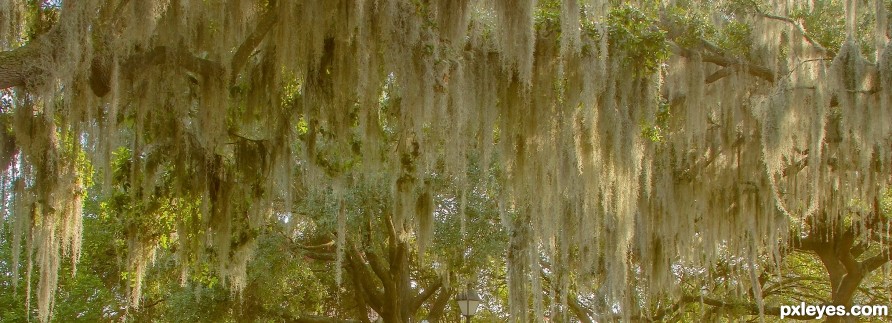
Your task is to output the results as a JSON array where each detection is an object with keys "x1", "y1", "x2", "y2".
[{"x1": 455, "y1": 289, "x2": 481, "y2": 322}]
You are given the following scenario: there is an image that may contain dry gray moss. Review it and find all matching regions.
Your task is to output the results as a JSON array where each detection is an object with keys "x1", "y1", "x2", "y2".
[{"x1": 1, "y1": 0, "x2": 891, "y2": 321}]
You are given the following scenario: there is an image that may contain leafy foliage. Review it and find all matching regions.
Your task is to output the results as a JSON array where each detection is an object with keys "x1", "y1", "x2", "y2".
[{"x1": 607, "y1": 5, "x2": 670, "y2": 75}]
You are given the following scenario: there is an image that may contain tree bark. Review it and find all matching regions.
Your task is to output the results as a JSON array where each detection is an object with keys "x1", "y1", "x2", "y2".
[{"x1": 0, "y1": 36, "x2": 52, "y2": 90}]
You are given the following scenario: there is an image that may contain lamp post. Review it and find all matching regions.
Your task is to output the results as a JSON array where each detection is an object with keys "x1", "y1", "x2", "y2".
[{"x1": 455, "y1": 288, "x2": 481, "y2": 323}]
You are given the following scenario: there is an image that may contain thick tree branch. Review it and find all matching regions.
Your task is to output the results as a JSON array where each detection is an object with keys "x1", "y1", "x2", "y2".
[
  {"x1": 567, "y1": 293, "x2": 594, "y2": 323},
  {"x1": 705, "y1": 67, "x2": 734, "y2": 84},
  {"x1": 0, "y1": 36, "x2": 53, "y2": 90},
  {"x1": 410, "y1": 278, "x2": 442, "y2": 313},
  {"x1": 703, "y1": 52, "x2": 776, "y2": 83},
  {"x1": 364, "y1": 243, "x2": 392, "y2": 288},
  {"x1": 384, "y1": 210, "x2": 400, "y2": 264},
  {"x1": 0, "y1": 23, "x2": 221, "y2": 96},
  {"x1": 424, "y1": 289, "x2": 453, "y2": 322},
  {"x1": 862, "y1": 246, "x2": 892, "y2": 274},
  {"x1": 345, "y1": 242, "x2": 384, "y2": 311},
  {"x1": 671, "y1": 44, "x2": 776, "y2": 83},
  {"x1": 2, "y1": 0, "x2": 113, "y2": 93},
  {"x1": 122, "y1": 46, "x2": 225, "y2": 83},
  {"x1": 230, "y1": 7, "x2": 279, "y2": 86},
  {"x1": 835, "y1": 230, "x2": 859, "y2": 277}
]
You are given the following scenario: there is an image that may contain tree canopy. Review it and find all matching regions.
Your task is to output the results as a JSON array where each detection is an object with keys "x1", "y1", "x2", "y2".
[{"x1": 0, "y1": 0, "x2": 891, "y2": 322}]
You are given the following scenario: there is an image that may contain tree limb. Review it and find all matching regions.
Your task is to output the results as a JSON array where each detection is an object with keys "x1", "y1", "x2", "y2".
[
  {"x1": 364, "y1": 243, "x2": 392, "y2": 288},
  {"x1": 671, "y1": 43, "x2": 776, "y2": 83},
  {"x1": 567, "y1": 293, "x2": 594, "y2": 323},
  {"x1": 424, "y1": 288, "x2": 453, "y2": 322},
  {"x1": 410, "y1": 278, "x2": 442, "y2": 313},
  {"x1": 834, "y1": 229, "x2": 861, "y2": 280},
  {"x1": 862, "y1": 246, "x2": 892, "y2": 273},
  {"x1": 122, "y1": 46, "x2": 225, "y2": 84},
  {"x1": 705, "y1": 67, "x2": 734, "y2": 84},
  {"x1": 0, "y1": 36, "x2": 53, "y2": 90},
  {"x1": 345, "y1": 242, "x2": 384, "y2": 311},
  {"x1": 230, "y1": 6, "x2": 279, "y2": 86}
]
